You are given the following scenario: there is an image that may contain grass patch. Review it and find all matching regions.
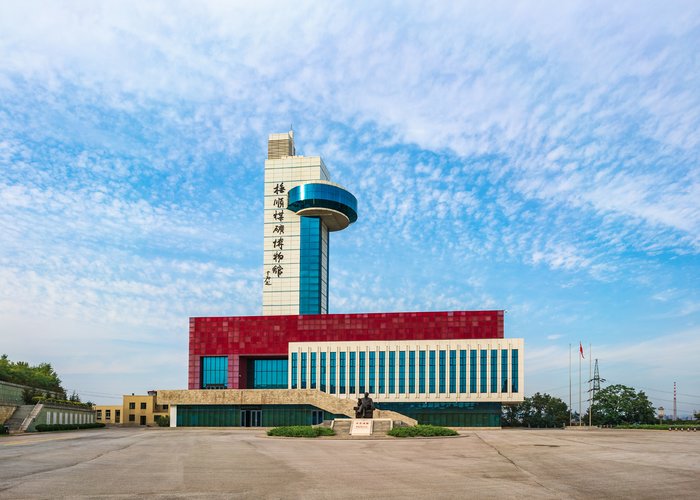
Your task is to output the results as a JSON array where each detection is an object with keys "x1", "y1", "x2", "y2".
[
  {"x1": 387, "y1": 424, "x2": 458, "y2": 438},
  {"x1": 267, "y1": 426, "x2": 335, "y2": 438},
  {"x1": 615, "y1": 424, "x2": 698, "y2": 430}
]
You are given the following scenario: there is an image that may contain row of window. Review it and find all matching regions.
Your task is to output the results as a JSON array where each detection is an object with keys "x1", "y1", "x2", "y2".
[
  {"x1": 290, "y1": 349, "x2": 519, "y2": 395},
  {"x1": 96, "y1": 409, "x2": 121, "y2": 422},
  {"x1": 46, "y1": 411, "x2": 94, "y2": 425}
]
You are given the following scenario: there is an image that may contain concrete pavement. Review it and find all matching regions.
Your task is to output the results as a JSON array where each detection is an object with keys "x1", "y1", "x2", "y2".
[{"x1": 0, "y1": 427, "x2": 698, "y2": 499}]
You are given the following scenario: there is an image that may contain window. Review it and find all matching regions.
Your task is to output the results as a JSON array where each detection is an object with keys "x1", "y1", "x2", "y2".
[
  {"x1": 140, "y1": 402, "x2": 147, "y2": 410},
  {"x1": 329, "y1": 352, "x2": 336, "y2": 394},
  {"x1": 320, "y1": 352, "x2": 327, "y2": 392},
  {"x1": 339, "y1": 352, "x2": 346, "y2": 393},
  {"x1": 470, "y1": 350, "x2": 477, "y2": 393},
  {"x1": 501, "y1": 350, "x2": 509, "y2": 392},
  {"x1": 389, "y1": 351, "x2": 396, "y2": 394},
  {"x1": 368, "y1": 351, "x2": 376, "y2": 394},
  {"x1": 429, "y1": 350, "x2": 436, "y2": 394},
  {"x1": 480, "y1": 350, "x2": 487, "y2": 393},
  {"x1": 248, "y1": 359, "x2": 288, "y2": 389},
  {"x1": 378, "y1": 351, "x2": 385, "y2": 394},
  {"x1": 349, "y1": 352, "x2": 356, "y2": 393},
  {"x1": 291, "y1": 352, "x2": 298, "y2": 389},
  {"x1": 96, "y1": 410, "x2": 102, "y2": 420},
  {"x1": 105, "y1": 409, "x2": 111, "y2": 419},
  {"x1": 299, "y1": 217, "x2": 325, "y2": 314},
  {"x1": 358, "y1": 352, "x2": 366, "y2": 393},
  {"x1": 163, "y1": 405, "x2": 168, "y2": 411},
  {"x1": 419, "y1": 351, "x2": 426, "y2": 394},
  {"x1": 310, "y1": 352, "x2": 317, "y2": 389},
  {"x1": 449, "y1": 350, "x2": 456, "y2": 394},
  {"x1": 129, "y1": 414, "x2": 135, "y2": 422},
  {"x1": 201, "y1": 356, "x2": 228, "y2": 389},
  {"x1": 512, "y1": 349, "x2": 519, "y2": 392},
  {"x1": 459, "y1": 350, "x2": 467, "y2": 393},
  {"x1": 408, "y1": 351, "x2": 415, "y2": 394},
  {"x1": 399, "y1": 351, "x2": 408, "y2": 394},
  {"x1": 491, "y1": 349, "x2": 498, "y2": 393},
  {"x1": 439, "y1": 350, "x2": 447, "y2": 394},
  {"x1": 301, "y1": 352, "x2": 307, "y2": 389},
  {"x1": 129, "y1": 402, "x2": 135, "y2": 410}
]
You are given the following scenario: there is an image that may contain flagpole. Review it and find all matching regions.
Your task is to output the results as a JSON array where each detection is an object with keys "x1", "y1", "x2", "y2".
[
  {"x1": 569, "y1": 343, "x2": 572, "y2": 427},
  {"x1": 588, "y1": 344, "x2": 592, "y2": 427},
  {"x1": 579, "y1": 342, "x2": 582, "y2": 426}
]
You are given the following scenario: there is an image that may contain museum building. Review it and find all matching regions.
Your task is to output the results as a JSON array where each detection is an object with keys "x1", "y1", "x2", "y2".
[{"x1": 158, "y1": 131, "x2": 524, "y2": 428}]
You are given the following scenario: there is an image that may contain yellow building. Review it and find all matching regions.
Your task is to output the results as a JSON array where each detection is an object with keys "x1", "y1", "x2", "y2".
[
  {"x1": 94, "y1": 392, "x2": 169, "y2": 426},
  {"x1": 122, "y1": 392, "x2": 169, "y2": 426},
  {"x1": 94, "y1": 404, "x2": 122, "y2": 424}
]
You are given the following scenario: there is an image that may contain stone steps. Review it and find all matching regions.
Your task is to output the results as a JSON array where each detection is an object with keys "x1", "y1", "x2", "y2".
[{"x1": 5, "y1": 405, "x2": 34, "y2": 432}]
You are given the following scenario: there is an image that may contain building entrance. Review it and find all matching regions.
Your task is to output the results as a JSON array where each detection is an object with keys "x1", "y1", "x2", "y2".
[{"x1": 240, "y1": 409, "x2": 262, "y2": 427}]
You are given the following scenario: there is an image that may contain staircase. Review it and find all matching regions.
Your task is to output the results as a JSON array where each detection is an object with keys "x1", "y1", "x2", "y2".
[
  {"x1": 19, "y1": 403, "x2": 43, "y2": 432},
  {"x1": 5, "y1": 405, "x2": 34, "y2": 433}
]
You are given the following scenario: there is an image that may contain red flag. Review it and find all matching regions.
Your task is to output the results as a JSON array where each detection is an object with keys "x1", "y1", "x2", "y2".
[{"x1": 579, "y1": 342, "x2": 585, "y2": 359}]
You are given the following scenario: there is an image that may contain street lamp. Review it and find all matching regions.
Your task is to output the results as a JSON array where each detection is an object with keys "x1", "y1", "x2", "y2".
[{"x1": 658, "y1": 406, "x2": 665, "y2": 426}]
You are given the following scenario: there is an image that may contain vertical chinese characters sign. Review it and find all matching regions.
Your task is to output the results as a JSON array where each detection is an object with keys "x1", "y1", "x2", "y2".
[{"x1": 265, "y1": 182, "x2": 286, "y2": 286}]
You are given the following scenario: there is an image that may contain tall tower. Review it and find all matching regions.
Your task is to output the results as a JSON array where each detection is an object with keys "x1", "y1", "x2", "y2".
[{"x1": 262, "y1": 131, "x2": 357, "y2": 316}]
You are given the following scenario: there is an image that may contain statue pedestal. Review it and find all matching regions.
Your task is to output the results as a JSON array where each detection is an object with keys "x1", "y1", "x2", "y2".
[{"x1": 350, "y1": 419, "x2": 373, "y2": 436}]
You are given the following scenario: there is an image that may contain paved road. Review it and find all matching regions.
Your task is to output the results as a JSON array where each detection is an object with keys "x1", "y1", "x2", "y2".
[{"x1": 0, "y1": 427, "x2": 698, "y2": 499}]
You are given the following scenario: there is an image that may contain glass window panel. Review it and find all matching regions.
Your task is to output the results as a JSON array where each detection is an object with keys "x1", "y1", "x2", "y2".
[
  {"x1": 358, "y1": 352, "x2": 366, "y2": 394},
  {"x1": 491, "y1": 349, "x2": 498, "y2": 393},
  {"x1": 349, "y1": 352, "x2": 356, "y2": 394},
  {"x1": 429, "y1": 350, "x2": 436, "y2": 394},
  {"x1": 201, "y1": 356, "x2": 228, "y2": 389},
  {"x1": 389, "y1": 351, "x2": 396, "y2": 394},
  {"x1": 419, "y1": 351, "x2": 426, "y2": 394},
  {"x1": 501, "y1": 349, "x2": 508, "y2": 392},
  {"x1": 329, "y1": 352, "x2": 336, "y2": 394},
  {"x1": 470, "y1": 350, "x2": 477, "y2": 393},
  {"x1": 339, "y1": 352, "x2": 346, "y2": 393},
  {"x1": 310, "y1": 352, "x2": 317, "y2": 389}
]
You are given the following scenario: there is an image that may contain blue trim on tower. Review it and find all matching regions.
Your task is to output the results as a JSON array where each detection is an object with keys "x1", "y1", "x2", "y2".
[
  {"x1": 287, "y1": 183, "x2": 358, "y2": 223},
  {"x1": 299, "y1": 217, "x2": 325, "y2": 314}
]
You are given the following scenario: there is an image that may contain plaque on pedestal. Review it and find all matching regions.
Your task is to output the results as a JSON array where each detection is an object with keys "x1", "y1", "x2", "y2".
[{"x1": 350, "y1": 419, "x2": 373, "y2": 436}]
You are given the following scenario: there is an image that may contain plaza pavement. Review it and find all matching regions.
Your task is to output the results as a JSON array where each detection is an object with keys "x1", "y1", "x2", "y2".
[{"x1": 0, "y1": 426, "x2": 698, "y2": 499}]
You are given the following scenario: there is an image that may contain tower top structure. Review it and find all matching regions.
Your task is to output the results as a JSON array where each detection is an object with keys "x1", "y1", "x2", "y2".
[{"x1": 262, "y1": 131, "x2": 357, "y2": 316}]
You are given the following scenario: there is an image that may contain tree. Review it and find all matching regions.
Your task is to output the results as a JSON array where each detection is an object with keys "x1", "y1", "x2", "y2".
[
  {"x1": 0, "y1": 354, "x2": 63, "y2": 392},
  {"x1": 588, "y1": 384, "x2": 655, "y2": 425},
  {"x1": 502, "y1": 393, "x2": 570, "y2": 427}
]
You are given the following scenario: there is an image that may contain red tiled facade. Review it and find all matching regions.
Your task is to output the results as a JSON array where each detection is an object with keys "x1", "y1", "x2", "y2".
[{"x1": 189, "y1": 310, "x2": 504, "y2": 389}]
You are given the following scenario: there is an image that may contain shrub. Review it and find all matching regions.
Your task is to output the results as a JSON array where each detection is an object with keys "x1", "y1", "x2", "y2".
[
  {"x1": 155, "y1": 415, "x2": 170, "y2": 427},
  {"x1": 35, "y1": 423, "x2": 105, "y2": 432},
  {"x1": 267, "y1": 426, "x2": 335, "y2": 437},
  {"x1": 387, "y1": 424, "x2": 458, "y2": 438}
]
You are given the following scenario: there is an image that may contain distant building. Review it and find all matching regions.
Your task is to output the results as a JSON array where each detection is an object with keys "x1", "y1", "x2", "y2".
[
  {"x1": 159, "y1": 132, "x2": 524, "y2": 428},
  {"x1": 95, "y1": 392, "x2": 168, "y2": 426}
]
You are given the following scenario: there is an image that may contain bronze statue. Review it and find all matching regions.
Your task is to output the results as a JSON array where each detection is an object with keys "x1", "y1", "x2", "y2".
[{"x1": 354, "y1": 392, "x2": 376, "y2": 418}]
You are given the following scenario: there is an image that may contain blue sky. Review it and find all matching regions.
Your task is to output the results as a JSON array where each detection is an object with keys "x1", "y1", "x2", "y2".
[{"x1": 1, "y1": 1, "x2": 699, "y2": 416}]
